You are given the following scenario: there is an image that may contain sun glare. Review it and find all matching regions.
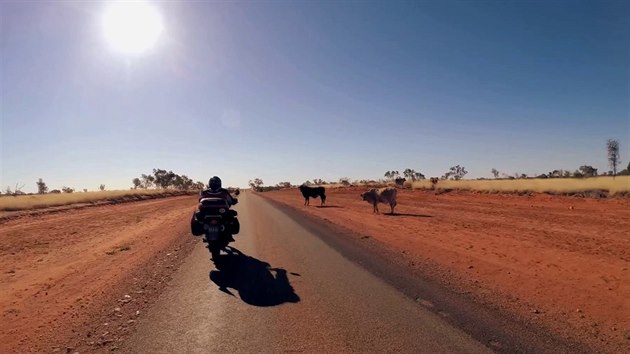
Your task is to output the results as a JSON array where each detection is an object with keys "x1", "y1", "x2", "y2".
[{"x1": 102, "y1": 1, "x2": 163, "y2": 55}]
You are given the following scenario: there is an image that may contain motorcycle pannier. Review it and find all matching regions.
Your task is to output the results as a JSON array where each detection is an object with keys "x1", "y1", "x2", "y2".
[
  {"x1": 228, "y1": 218, "x2": 240, "y2": 235},
  {"x1": 190, "y1": 213, "x2": 204, "y2": 236}
]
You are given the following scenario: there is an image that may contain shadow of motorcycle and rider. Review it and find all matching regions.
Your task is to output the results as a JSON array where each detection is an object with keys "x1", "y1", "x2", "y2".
[{"x1": 209, "y1": 247, "x2": 301, "y2": 307}]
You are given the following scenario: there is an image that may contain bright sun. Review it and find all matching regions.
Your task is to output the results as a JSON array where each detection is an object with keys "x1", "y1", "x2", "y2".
[{"x1": 102, "y1": 1, "x2": 163, "y2": 55}]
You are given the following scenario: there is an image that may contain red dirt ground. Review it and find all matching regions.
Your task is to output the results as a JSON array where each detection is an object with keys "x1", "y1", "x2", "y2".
[
  {"x1": 0, "y1": 196, "x2": 199, "y2": 353},
  {"x1": 262, "y1": 187, "x2": 630, "y2": 354}
]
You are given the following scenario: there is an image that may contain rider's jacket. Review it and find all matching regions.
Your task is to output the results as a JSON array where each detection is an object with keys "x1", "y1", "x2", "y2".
[{"x1": 199, "y1": 188, "x2": 236, "y2": 206}]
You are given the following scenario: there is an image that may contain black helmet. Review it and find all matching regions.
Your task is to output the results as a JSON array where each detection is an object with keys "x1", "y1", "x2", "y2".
[{"x1": 208, "y1": 176, "x2": 222, "y2": 191}]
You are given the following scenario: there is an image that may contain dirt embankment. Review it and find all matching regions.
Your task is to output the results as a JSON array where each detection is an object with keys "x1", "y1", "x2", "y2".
[
  {"x1": 0, "y1": 196, "x2": 200, "y2": 353},
  {"x1": 262, "y1": 188, "x2": 630, "y2": 353}
]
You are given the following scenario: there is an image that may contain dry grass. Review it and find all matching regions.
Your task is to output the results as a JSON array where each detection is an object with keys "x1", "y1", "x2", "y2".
[
  {"x1": 312, "y1": 183, "x2": 345, "y2": 188},
  {"x1": 410, "y1": 176, "x2": 630, "y2": 195},
  {"x1": 0, "y1": 189, "x2": 193, "y2": 212}
]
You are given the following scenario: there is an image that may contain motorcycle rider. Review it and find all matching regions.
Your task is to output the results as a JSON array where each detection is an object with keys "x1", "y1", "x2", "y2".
[
  {"x1": 200, "y1": 176, "x2": 237, "y2": 205},
  {"x1": 198, "y1": 176, "x2": 239, "y2": 242}
]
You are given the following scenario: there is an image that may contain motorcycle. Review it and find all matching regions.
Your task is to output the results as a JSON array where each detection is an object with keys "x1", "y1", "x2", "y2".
[{"x1": 190, "y1": 192, "x2": 240, "y2": 262}]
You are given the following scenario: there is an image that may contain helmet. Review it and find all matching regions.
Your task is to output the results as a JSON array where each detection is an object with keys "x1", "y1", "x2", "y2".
[{"x1": 208, "y1": 176, "x2": 222, "y2": 191}]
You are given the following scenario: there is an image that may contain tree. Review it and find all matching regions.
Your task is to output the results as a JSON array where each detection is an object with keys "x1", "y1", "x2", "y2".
[
  {"x1": 338, "y1": 177, "x2": 350, "y2": 186},
  {"x1": 167, "y1": 171, "x2": 177, "y2": 188},
  {"x1": 172, "y1": 174, "x2": 184, "y2": 190},
  {"x1": 153, "y1": 169, "x2": 166, "y2": 188},
  {"x1": 445, "y1": 165, "x2": 468, "y2": 180},
  {"x1": 36, "y1": 178, "x2": 48, "y2": 194},
  {"x1": 140, "y1": 174, "x2": 155, "y2": 189},
  {"x1": 6, "y1": 183, "x2": 25, "y2": 196},
  {"x1": 179, "y1": 175, "x2": 193, "y2": 191},
  {"x1": 153, "y1": 168, "x2": 177, "y2": 189},
  {"x1": 50, "y1": 189, "x2": 61, "y2": 194},
  {"x1": 99, "y1": 184, "x2": 106, "y2": 191},
  {"x1": 578, "y1": 165, "x2": 598, "y2": 178},
  {"x1": 62, "y1": 186, "x2": 74, "y2": 193},
  {"x1": 132, "y1": 178, "x2": 142, "y2": 189},
  {"x1": 385, "y1": 170, "x2": 400, "y2": 180},
  {"x1": 313, "y1": 178, "x2": 326, "y2": 185},
  {"x1": 491, "y1": 168, "x2": 499, "y2": 179},
  {"x1": 249, "y1": 178, "x2": 264, "y2": 191},
  {"x1": 547, "y1": 170, "x2": 563, "y2": 178},
  {"x1": 153, "y1": 172, "x2": 195, "y2": 191},
  {"x1": 607, "y1": 139, "x2": 620, "y2": 177},
  {"x1": 402, "y1": 168, "x2": 425, "y2": 181},
  {"x1": 547, "y1": 169, "x2": 570, "y2": 178}
]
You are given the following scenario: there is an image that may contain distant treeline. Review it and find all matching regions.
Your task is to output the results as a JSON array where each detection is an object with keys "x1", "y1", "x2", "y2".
[{"x1": 132, "y1": 169, "x2": 205, "y2": 191}]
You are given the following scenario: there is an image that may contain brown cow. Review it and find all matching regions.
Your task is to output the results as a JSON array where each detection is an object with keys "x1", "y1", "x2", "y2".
[{"x1": 360, "y1": 187, "x2": 397, "y2": 214}]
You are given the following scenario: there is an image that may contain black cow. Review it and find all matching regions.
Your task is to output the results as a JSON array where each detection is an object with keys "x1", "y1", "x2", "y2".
[{"x1": 298, "y1": 185, "x2": 326, "y2": 206}]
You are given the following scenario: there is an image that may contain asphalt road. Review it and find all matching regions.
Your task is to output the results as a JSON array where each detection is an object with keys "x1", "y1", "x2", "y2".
[{"x1": 122, "y1": 192, "x2": 494, "y2": 354}]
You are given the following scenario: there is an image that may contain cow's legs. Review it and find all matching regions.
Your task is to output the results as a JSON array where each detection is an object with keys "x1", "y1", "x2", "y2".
[{"x1": 321, "y1": 196, "x2": 326, "y2": 206}]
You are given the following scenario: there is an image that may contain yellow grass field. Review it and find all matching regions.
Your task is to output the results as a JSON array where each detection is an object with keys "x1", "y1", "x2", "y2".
[
  {"x1": 0, "y1": 189, "x2": 194, "y2": 212},
  {"x1": 410, "y1": 176, "x2": 630, "y2": 195}
]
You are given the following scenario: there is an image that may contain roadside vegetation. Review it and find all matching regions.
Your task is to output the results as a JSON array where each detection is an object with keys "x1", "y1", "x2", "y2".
[
  {"x1": 0, "y1": 189, "x2": 192, "y2": 212},
  {"x1": 1, "y1": 168, "x2": 206, "y2": 212},
  {"x1": 410, "y1": 175, "x2": 630, "y2": 196},
  {"x1": 250, "y1": 139, "x2": 630, "y2": 196}
]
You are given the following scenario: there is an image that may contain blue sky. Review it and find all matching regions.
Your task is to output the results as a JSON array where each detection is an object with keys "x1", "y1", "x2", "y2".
[{"x1": 1, "y1": 0, "x2": 628, "y2": 192}]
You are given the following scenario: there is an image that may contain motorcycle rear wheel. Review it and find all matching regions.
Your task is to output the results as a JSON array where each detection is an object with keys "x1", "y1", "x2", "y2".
[{"x1": 208, "y1": 241, "x2": 221, "y2": 260}]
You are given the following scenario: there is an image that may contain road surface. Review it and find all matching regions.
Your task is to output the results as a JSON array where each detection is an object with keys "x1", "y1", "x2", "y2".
[{"x1": 122, "y1": 192, "x2": 493, "y2": 353}]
